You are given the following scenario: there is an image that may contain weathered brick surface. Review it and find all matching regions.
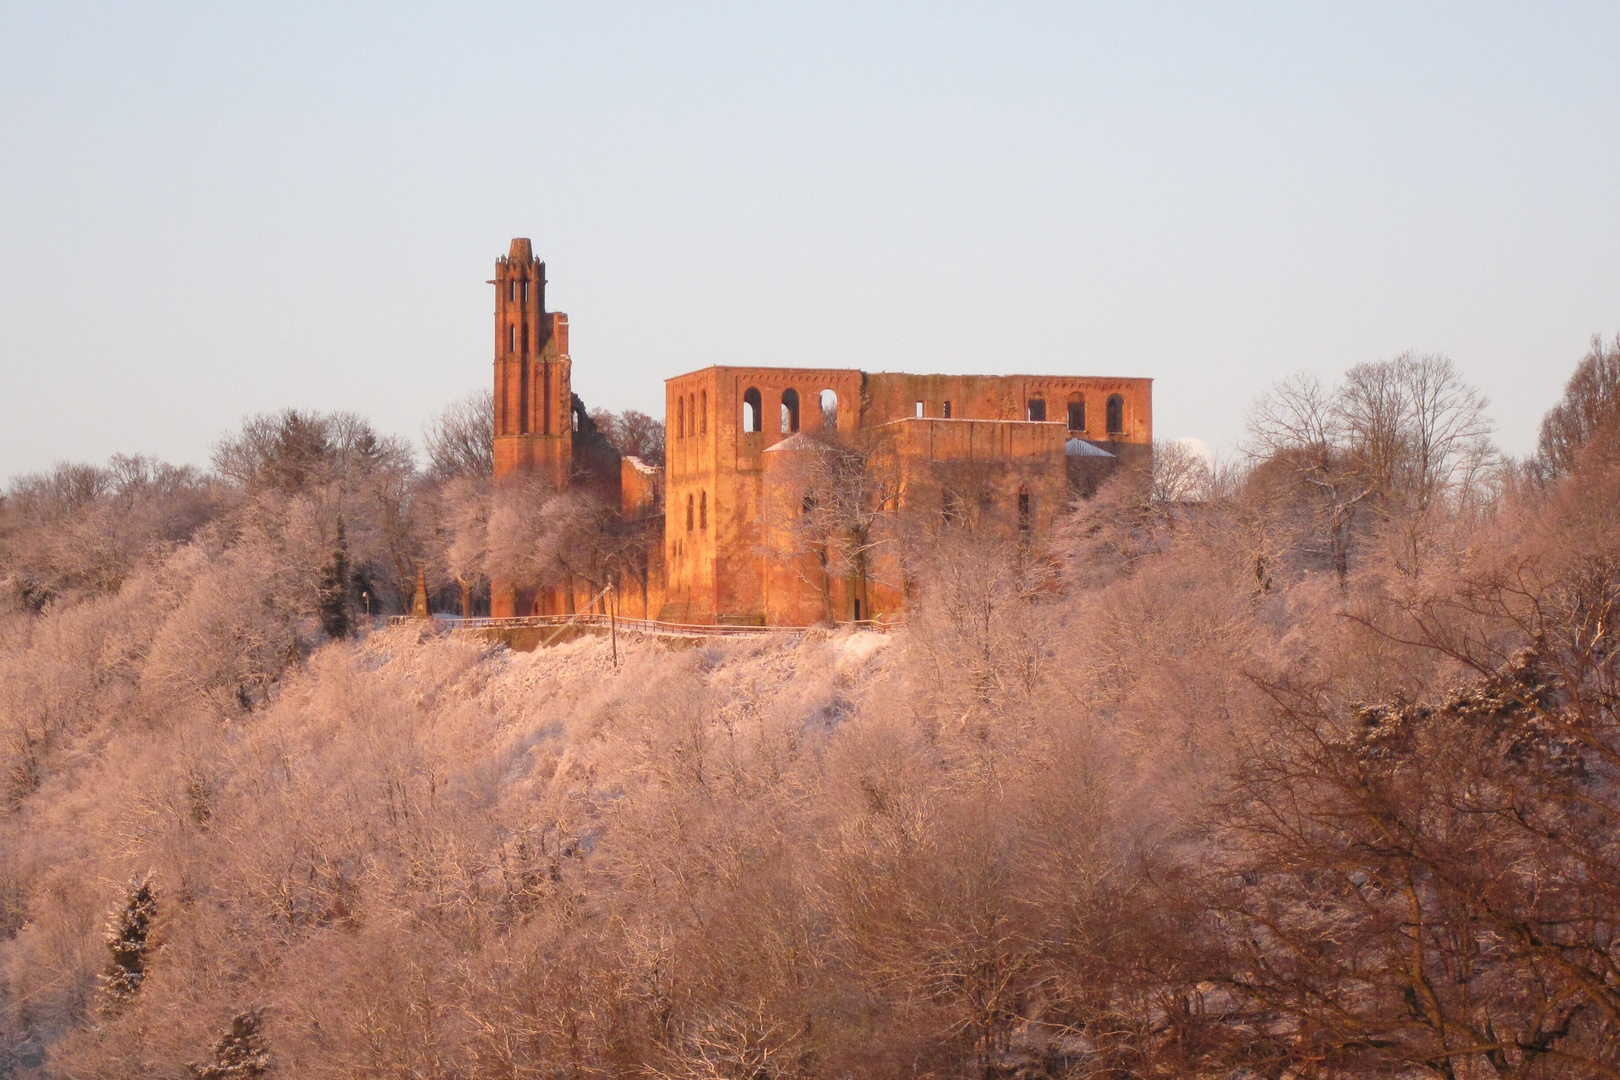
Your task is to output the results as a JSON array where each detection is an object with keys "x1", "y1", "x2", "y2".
[{"x1": 488, "y1": 240, "x2": 1153, "y2": 626}]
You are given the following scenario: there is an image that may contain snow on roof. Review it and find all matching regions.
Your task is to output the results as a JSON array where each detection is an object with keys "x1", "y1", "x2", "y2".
[
  {"x1": 623, "y1": 455, "x2": 660, "y2": 475},
  {"x1": 762, "y1": 433, "x2": 820, "y2": 453},
  {"x1": 1065, "y1": 438, "x2": 1117, "y2": 458}
]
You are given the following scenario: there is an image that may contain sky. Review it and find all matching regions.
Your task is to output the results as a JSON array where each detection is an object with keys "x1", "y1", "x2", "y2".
[{"x1": 2, "y1": 2, "x2": 1617, "y2": 480}]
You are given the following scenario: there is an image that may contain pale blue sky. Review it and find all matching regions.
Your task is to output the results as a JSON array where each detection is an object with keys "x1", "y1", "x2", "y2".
[{"x1": 2, "y1": 2, "x2": 1617, "y2": 478}]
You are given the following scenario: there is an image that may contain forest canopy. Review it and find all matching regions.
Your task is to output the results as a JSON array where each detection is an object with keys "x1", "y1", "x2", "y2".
[{"x1": 0, "y1": 347, "x2": 1617, "y2": 1079}]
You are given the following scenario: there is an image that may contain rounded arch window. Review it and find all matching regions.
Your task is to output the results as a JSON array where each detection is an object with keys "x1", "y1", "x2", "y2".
[
  {"x1": 819, "y1": 389, "x2": 838, "y2": 432},
  {"x1": 699, "y1": 490, "x2": 707, "y2": 530},
  {"x1": 700, "y1": 390, "x2": 708, "y2": 435},
  {"x1": 686, "y1": 493, "x2": 695, "y2": 532},
  {"x1": 1027, "y1": 396, "x2": 1047, "y2": 422},
  {"x1": 1106, "y1": 394, "x2": 1125, "y2": 435},
  {"x1": 781, "y1": 388, "x2": 800, "y2": 434},
  {"x1": 743, "y1": 388, "x2": 762, "y2": 432},
  {"x1": 676, "y1": 396, "x2": 685, "y2": 439}
]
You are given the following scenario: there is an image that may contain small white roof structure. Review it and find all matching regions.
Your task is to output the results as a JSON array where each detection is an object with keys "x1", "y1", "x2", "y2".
[
  {"x1": 762, "y1": 433, "x2": 821, "y2": 454},
  {"x1": 1065, "y1": 438, "x2": 1116, "y2": 458}
]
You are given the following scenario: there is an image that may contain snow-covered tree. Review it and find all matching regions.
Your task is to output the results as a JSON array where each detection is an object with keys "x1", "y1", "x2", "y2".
[
  {"x1": 189, "y1": 1010, "x2": 270, "y2": 1079},
  {"x1": 99, "y1": 873, "x2": 156, "y2": 1008}
]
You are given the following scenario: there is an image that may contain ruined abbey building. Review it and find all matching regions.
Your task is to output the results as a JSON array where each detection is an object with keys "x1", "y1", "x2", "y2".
[{"x1": 488, "y1": 238, "x2": 1152, "y2": 625}]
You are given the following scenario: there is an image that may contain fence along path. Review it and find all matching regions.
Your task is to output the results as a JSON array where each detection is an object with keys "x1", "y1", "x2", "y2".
[{"x1": 386, "y1": 612, "x2": 901, "y2": 642}]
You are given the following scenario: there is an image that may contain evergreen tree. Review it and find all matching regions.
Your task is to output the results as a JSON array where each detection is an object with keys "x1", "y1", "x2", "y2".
[
  {"x1": 318, "y1": 517, "x2": 351, "y2": 638},
  {"x1": 99, "y1": 873, "x2": 156, "y2": 1007},
  {"x1": 188, "y1": 1009, "x2": 271, "y2": 1079}
]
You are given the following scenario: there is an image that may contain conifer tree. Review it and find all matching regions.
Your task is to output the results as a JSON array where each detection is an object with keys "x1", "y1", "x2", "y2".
[
  {"x1": 318, "y1": 517, "x2": 351, "y2": 638},
  {"x1": 188, "y1": 1009, "x2": 271, "y2": 1079},
  {"x1": 99, "y1": 873, "x2": 156, "y2": 1007}
]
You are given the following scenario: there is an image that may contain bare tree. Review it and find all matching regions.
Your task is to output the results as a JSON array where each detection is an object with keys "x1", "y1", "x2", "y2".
[
  {"x1": 1537, "y1": 333, "x2": 1620, "y2": 476},
  {"x1": 589, "y1": 407, "x2": 665, "y2": 466},
  {"x1": 1247, "y1": 357, "x2": 1495, "y2": 583},
  {"x1": 423, "y1": 389, "x2": 494, "y2": 479}
]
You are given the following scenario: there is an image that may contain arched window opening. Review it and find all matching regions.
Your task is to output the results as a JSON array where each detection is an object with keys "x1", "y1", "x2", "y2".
[
  {"x1": 1027, "y1": 397, "x2": 1047, "y2": 422},
  {"x1": 572, "y1": 404, "x2": 581, "y2": 432},
  {"x1": 1018, "y1": 486, "x2": 1032, "y2": 534},
  {"x1": 819, "y1": 389, "x2": 838, "y2": 433},
  {"x1": 508, "y1": 279, "x2": 516, "y2": 302},
  {"x1": 700, "y1": 391, "x2": 708, "y2": 435},
  {"x1": 509, "y1": 325, "x2": 518, "y2": 352},
  {"x1": 1068, "y1": 397, "x2": 1085, "y2": 432},
  {"x1": 686, "y1": 494, "x2": 694, "y2": 533},
  {"x1": 688, "y1": 396, "x2": 695, "y2": 439},
  {"x1": 676, "y1": 397, "x2": 685, "y2": 439},
  {"x1": 743, "y1": 388, "x2": 762, "y2": 432},
  {"x1": 915, "y1": 400, "x2": 924, "y2": 418},
  {"x1": 699, "y1": 490, "x2": 707, "y2": 531},
  {"x1": 781, "y1": 388, "x2": 800, "y2": 434},
  {"x1": 942, "y1": 400, "x2": 952, "y2": 418},
  {"x1": 522, "y1": 279, "x2": 529, "y2": 302},
  {"x1": 1106, "y1": 394, "x2": 1124, "y2": 435}
]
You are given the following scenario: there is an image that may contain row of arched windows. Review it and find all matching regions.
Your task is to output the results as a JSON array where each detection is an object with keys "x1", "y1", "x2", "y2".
[
  {"x1": 741, "y1": 387, "x2": 839, "y2": 435},
  {"x1": 677, "y1": 385, "x2": 1124, "y2": 438},
  {"x1": 675, "y1": 391, "x2": 709, "y2": 440},
  {"x1": 1025, "y1": 393, "x2": 1126, "y2": 435}
]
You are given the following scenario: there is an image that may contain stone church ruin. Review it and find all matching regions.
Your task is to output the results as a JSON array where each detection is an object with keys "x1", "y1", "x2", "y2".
[{"x1": 488, "y1": 238, "x2": 1152, "y2": 625}]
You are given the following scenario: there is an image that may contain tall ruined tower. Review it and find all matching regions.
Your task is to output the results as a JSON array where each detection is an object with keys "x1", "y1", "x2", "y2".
[
  {"x1": 493, "y1": 238, "x2": 573, "y2": 488},
  {"x1": 491, "y1": 238, "x2": 573, "y2": 617}
]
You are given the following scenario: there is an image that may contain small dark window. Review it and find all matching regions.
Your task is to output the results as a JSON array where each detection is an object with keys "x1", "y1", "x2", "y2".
[
  {"x1": 942, "y1": 400, "x2": 952, "y2": 418},
  {"x1": 676, "y1": 397, "x2": 685, "y2": 439},
  {"x1": 700, "y1": 391, "x2": 708, "y2": 435},
  {"x1": 699, "y1": 490, "x2": 707, "y2": 531},
  {"x1": 686, "y1": 494, "x2": 694, "y2": 533},
  {"x1": 1107, "y1": 394, "x2": 1124, "y2": 435},
  {"x1": 782, "y1": 388, "x2": 800, "y2": 433},
  {"x1": 1027, "y1": 398, "x2": 1046, "y2": 422},
  {"x1": 743, "y1": 388, "x2": 762, "y2": 432},
  {"x1": 1068, "y1": 399, "x2": 1085, "y2": 431},
  {"x1": 854, "y1": 598, "x2": 863, "y2": 622}
]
